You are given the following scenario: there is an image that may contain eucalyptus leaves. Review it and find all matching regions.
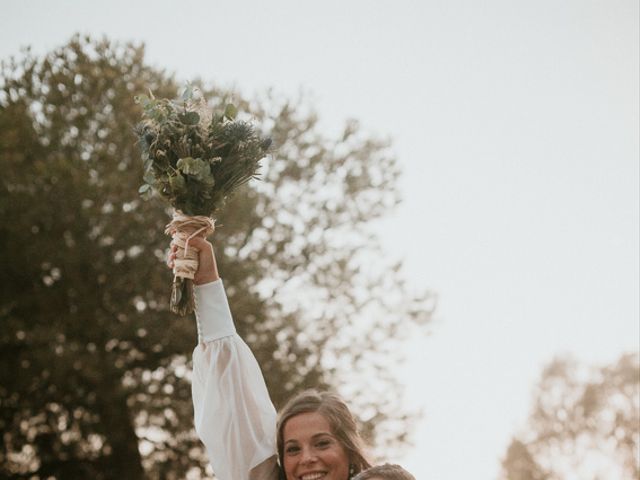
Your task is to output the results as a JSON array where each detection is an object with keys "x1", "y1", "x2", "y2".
[{"x1": 134, "y1": 86, "x2": 271, "y2": 315}]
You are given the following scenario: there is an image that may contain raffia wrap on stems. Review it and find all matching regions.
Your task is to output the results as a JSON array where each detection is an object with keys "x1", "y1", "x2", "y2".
[{"x1": 164, "y1": 211, "x2": 215, "y2": 316}]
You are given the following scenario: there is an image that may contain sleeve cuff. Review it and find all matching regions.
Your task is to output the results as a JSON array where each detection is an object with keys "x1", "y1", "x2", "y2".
[{"x1": 194, "y1": 279, "x2": 237, "y2": 343}]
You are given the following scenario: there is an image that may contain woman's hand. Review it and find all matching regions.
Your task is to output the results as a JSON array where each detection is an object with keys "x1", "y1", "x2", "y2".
[{"x1": 168, "y1": 236, "x2": 220, "y2": 285}]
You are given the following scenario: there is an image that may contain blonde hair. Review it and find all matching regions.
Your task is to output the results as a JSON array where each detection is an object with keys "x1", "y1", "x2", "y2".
[{"x1": 276, "y1": 389, "x2": 371, "y2": 475}]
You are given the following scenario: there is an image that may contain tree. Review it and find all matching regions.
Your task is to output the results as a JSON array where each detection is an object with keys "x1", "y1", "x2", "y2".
[
  {"x1": 0, "y1": 36, "x2": 434, "y2": 479},
  {"x1": 500, "y1": 353, "x2": 640, "y2": 480}
]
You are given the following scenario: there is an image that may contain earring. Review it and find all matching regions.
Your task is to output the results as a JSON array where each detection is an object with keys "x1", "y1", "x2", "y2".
[{"x1": 349, "y1": 464, "x2": 355, "y2": 479}]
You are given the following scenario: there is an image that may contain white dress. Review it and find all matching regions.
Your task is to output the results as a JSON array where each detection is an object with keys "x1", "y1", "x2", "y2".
[{"x1": 192, "y1": 280, "x2": 280, "y2": 480}]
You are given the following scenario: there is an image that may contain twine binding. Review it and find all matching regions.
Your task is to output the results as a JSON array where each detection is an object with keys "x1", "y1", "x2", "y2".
[{"x1": 164, "y1": 211, "x2": 215, "y2": 280}]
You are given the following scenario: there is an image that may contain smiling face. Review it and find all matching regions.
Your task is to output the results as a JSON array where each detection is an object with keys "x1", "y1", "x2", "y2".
[{"x1": 282, "y1": 411, "x2": 350, "y2": 480}]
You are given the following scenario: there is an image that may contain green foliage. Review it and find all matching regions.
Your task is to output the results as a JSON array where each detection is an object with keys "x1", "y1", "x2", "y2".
[
  {"x1": 500, "y1": 353, "x2": 640, "y2": 480},
  {"x1": 134, "y1": 86, "x2": 270, "y2": 216},
  {"x1": 0, "y1": 35, "x2": 434, "y2": 479}
]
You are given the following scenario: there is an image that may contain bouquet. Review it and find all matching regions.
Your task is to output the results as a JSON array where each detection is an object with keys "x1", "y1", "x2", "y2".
[{"x1": 134, "y1": 85, "x2": 271, "y2": 315}]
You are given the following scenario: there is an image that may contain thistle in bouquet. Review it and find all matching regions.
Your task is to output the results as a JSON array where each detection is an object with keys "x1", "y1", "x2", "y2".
[{"x1": 134, "y1": 85, "x2": 271, "y2": 315}]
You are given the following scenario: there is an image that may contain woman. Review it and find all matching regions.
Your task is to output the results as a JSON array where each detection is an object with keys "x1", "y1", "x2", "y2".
[{"x1": 169, "y1": 236, "x2": 371, "y2": 480}]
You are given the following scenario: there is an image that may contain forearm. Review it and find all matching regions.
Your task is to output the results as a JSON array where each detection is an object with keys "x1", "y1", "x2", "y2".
[{"x1": 194, "y1": 280, "x2": 234, "y2": 342}]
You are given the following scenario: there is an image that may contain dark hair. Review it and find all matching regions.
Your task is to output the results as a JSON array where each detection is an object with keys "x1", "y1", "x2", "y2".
[
  {"x1": 276, "y1": 389, "x2": 372, "y2": 475},
  {"x1": 353, "y1": 463, "x2": 416, "y2": 480}
]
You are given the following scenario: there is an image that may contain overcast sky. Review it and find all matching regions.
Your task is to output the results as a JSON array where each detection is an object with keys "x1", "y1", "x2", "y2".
[{"x1": 2, "y1": 1, "x2": 638, "y2": 479}]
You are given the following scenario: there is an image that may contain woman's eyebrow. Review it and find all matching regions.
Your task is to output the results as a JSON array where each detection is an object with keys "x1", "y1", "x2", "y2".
[
  {"x1": 310, "y1": 432, "x2": 334, "y2": 439},
  {"x1": 284, "y1": 432, "x2": 334, "y2": 444}
]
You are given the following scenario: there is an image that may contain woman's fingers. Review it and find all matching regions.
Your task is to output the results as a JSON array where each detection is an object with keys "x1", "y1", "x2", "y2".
[
  {"x1": 166, "y1": 236, "x2": 218, "y2": 283},
  {"x1": 167, "y1": 248, "x2": 178, "y2": 268}
]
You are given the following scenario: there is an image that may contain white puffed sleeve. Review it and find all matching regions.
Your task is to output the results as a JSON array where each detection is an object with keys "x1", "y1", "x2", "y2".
[{"x1": 192, "y1": 280, "x2": 279, "y2": 480}]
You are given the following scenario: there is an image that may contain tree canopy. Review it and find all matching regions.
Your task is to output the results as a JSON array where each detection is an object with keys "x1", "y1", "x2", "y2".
[
  {"x1": 500, "y1": 353, "x2": 639, "y2": 480},
  {"x1": 0, "y1": 35, "x2": 434, "y2": 479}
]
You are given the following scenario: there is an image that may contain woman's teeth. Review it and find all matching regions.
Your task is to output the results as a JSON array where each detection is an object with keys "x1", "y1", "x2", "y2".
[{"x1": 300, "y1": 473, "x2": 326, "y2": 480}]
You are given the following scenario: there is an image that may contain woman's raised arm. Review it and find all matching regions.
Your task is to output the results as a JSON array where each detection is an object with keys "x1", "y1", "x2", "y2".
[{"x1": 169, "y1": 238, "x2": 279, "y2": 480}]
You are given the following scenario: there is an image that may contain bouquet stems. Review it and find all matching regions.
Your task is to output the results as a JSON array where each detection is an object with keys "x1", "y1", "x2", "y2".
[{"x1": 165, "y1": 211, "x2": 215, "y2": 316}]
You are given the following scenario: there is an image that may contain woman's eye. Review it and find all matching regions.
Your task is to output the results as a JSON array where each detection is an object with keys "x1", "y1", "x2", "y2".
[
  {"x1": 285, "y1": 445, "x2": 300, "y2": 455},
  {"x1": 315, "y1": 439, "x2": 331, "y2": 448}
]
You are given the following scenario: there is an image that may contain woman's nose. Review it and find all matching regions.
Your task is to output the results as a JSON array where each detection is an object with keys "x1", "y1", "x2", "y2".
[{"x1": 300, "y1": 447, "x2": 317, "y2": 464}]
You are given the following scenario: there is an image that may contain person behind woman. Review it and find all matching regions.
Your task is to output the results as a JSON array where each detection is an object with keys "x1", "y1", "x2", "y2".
[
  {"x1": 353, "y1": 464, "x2": 416, "y2": 480},
  {"x1": 169, "y1": 236, "x2": 371, "y2": 480}
]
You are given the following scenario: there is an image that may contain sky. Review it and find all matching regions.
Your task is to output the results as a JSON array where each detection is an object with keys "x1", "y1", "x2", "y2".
[{"x1": 2, "y1": 1, "x2": 638, "y2": 479}]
